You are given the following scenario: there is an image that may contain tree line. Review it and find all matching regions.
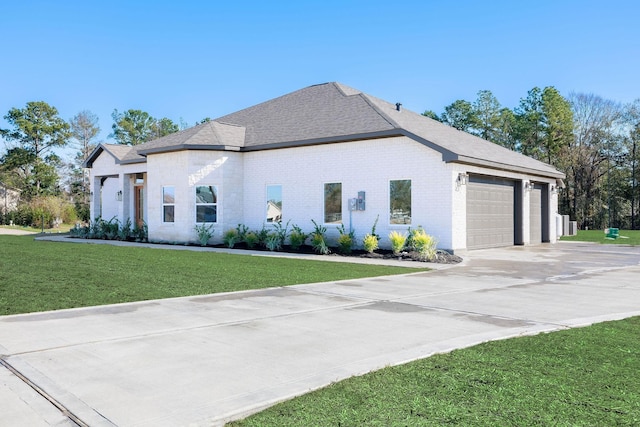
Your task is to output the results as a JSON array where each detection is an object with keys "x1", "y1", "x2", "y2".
[
  {"x1": 0, "y1": 104, "x2": 194, "y2": 225},
  {"x1": 425, "y1": 89, "x2": 640, "y2": 230}
]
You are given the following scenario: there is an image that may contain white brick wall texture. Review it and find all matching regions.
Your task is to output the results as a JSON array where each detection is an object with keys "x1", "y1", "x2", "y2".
[
  {"x1": 147, "y1": 151, "x2": 243, "y2": 244},
  {"x1": 243, "y1": 137, "x2": 455, "y2": 250}
]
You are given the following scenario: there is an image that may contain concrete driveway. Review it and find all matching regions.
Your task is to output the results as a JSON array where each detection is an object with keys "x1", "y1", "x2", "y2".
[
  {"x1": 0, "y1": 227, "x2": 37, "y2": 235},
  {"x1": 1, "y1": 242, "x2": 639, "y2": 426}
]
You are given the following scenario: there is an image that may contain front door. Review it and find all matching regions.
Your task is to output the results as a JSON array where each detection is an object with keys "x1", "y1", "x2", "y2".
[{"x1": 134, "y1": 186, "x2": 144, "y2": 227}]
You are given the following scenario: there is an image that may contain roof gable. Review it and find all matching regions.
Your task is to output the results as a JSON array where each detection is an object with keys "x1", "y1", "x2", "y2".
[{"x1": 84, "y1": 143, "x2": 143, "y2": 168}]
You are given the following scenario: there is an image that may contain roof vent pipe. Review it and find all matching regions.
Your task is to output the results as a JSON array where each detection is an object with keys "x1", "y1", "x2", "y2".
[{"x1": 395, "y1": 102, "x2": 402, "y2": 111}]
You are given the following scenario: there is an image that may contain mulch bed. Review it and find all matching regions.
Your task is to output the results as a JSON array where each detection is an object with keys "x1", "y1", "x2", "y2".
[{"x1": 212, "y1": 243, "x2": 463, "y2": 264}]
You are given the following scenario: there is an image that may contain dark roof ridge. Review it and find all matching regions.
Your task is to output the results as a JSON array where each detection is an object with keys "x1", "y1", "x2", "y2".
[
  {"x1": 359, "y1": 92, "x2": 402, "y2": 130},
  {"x1": 331, "y1": 82, "x2": 363, "y2": 97},
  {"x1": 211, "y1": 120, "x2": 245, "y2": 128},
  {"x1": 330, "y1": 82, "x2": 401, "y2": 129}
]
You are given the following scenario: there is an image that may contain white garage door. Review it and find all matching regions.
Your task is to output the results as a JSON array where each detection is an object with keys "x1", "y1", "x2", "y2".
[
  {"x1": 467, "y1": 175, "x2": 515, "y2": 249},
  {"x1": 529, "y1": 184, "x2": 543, "y2": 244}
]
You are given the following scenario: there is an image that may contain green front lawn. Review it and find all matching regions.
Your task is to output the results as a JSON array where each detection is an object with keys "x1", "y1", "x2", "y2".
[
  {"x1": 229, "y1": 317, "x2": 640, "y2": 426},
  {"x1": 0, "y1": 235, "x2": 424, "y2": 315},
  {"x1": 560, "y1": 229, "x2": 640, "y2": 245}
]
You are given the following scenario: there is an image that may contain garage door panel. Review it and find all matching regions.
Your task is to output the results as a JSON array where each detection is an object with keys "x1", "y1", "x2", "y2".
[
  {"x1": 529, "y1": 184, "x2": 542, "y2": 244},
  {"x1": 467, "y1": 176, "x2": 515, "y2": 250}
]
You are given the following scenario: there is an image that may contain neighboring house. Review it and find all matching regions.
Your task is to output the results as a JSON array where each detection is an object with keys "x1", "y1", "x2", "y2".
[
  {"x1": 1, "y1": 182, "x2": 20, "y2": 216},
  {"x1": 84, "y1": 82, "x2": 565, "y2": 252}
]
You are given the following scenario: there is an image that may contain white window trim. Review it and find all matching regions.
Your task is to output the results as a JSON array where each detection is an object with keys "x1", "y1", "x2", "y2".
[
  {"x1": 195, "y1": 184, "x2": 218, "y2": 224},
  {"x1": 323, "y1": 181, "x2": 343, "y2": 225},
  {"x1": 389, "y1": 178, "x2": 412, "y2": 226},
  {"x1": 265, "y1": 184, "x2": 283, "y2": 224},
  {"x1": 162, "y1": 185, "x2": 175, "y2": 224}
]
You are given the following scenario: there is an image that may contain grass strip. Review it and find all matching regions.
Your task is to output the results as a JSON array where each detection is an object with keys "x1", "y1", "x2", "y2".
[
  {"x1": 229, "y1": 317, "x2": 640, "y2": 426},
  {"x1": 0, "y1": 235, "x2": 424, "y2": 315},
  {"x1": 560, "y1": 229, "x2": 640, "y2": 245}
]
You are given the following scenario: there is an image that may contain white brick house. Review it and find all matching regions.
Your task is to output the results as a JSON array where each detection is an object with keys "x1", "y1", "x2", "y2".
[{"x1": 85, "y1": 83, "x2": 565, "y2": 252}]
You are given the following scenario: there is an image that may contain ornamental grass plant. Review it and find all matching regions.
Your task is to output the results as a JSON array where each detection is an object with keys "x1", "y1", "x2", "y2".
[{"x1": 388, "y1": 230, "x2": 407, "y2": 255}]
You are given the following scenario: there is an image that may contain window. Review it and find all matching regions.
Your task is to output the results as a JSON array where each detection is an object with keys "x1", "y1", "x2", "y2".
[
  {"x1": 195, "y1": 185, "x2": 217, "y2": 223},
  {"x1": 324, "y1": 182, "x2": 342, "y2": 224},
  {"x1": 162, "y1": 186, "x2": 175, "y2": 223},
  {"x1": 390, "y1": 179, "x2": 411, "y2": 224},
  {"x1": 266, "y1": 185, "x2": 282, "y2": 223}
]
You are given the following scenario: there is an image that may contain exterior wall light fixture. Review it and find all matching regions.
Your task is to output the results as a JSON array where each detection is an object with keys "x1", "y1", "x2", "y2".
[{"x1": 525, "y1": 182, "x2": 534, "y2": 192}]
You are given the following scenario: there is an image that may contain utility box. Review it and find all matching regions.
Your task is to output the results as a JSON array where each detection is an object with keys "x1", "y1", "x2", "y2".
[
  {"x1": 357, "y1": 191, "x2": 366, "y2": 211},
  {"x1": 569, "y1": 221, "x2": 577, "y2": 236},
  {"x1": 562, "y1": 215, "x2": 570, "y2": 236}
]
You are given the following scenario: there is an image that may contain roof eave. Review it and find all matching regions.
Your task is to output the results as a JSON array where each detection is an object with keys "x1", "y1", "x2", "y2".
[
  {"x1": 447, "y1": 154, "x2": 566, "y2": 180},
  {"x1": 118, "y1": 157, "x2": 148, "y2": 165},
  {"x1": 241, "y1": 129, "x2": 403, "y2": 152},
  {"x1": 137, "y1": 144, "x2": 242, "y2": 156},
  {"x1": 83, "y1": 145, "x2": 105, "y2": 168},
  {"x1": 399, "y1": 130, "x2": 565, "y2": 179}
]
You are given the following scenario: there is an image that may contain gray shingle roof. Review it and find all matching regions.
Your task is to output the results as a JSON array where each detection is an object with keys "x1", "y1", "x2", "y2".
[
  {"x1": 86, "y1": 82, "x2": 564, "y2": 179},
  {"x1": 136, "y1": 121, "x2": 245, "y2": 155},
  {"x1": 215, "y1": 82, "x2": 397, "y2": 147},
  {"x1": 83, "y1": 144, "x2": 143, "y2": 167}
]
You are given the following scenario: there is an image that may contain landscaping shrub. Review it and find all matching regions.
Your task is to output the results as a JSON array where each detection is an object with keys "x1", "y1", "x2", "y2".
[
  {"x1": 244, "y1": 231, "x2": 259, "y2": 249},
  {"x1": 389, "y1": 230, "x2": 407, "y2": 255},
  {"x1": 336, "y1": 224, "x2": 355, "y2": 254},
  {"x1": 88, "y1": 217, "x2": 106, "y2": 239},
  {"x1": 288, "y1": 224, "x2": 307, "y2": 250},
  {"x1": 310, "y1": 219, "x2": 330, "y2": 255},
  {"x1": 271, "y1": 220, "x2": 290, "y2": 250},
  {"x1": 117, "y1": 218, "x2": 133, "y2": 241},
  {"x1": 256, "y1": 226, "x2": 270, "y2": 249},
  {"x1": 71, "y1": 217, "x2": 148, "y2": 242},
  {"x1": 223, "y1": 229, "x2": 240, "y2": 248},
  {"x1": 236, "y1": 224, "x2": 249, "y2": 242},
  {"x1": 103, "y1": 217, "x2": 120, "y2": 240},
  {"x1": 363, "y1": 215, "x2": 380, "y2": 254},
  {"x1": 134, "y1": 222, "x2": 148, "y2": 243},
  {"x1": 265, "y1": 232, "x2": 282, "y2": 251},
  {"x1": 409, "y1": 227, "x2": 438, "y2": 261},
  {"x1": 194, "y1": 223, "x2": 214, "y2": 246},
  {"x1": 363, "y1": 234, "x2": 379, "y2": 254}
]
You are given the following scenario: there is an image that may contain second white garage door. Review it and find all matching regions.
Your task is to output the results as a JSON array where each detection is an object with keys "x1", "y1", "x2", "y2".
[
  {"x1": 467, "y1": 175, "x2": 515, "y2": 249},
  {"x1": 529, "y1": 184, "x2": 543, "y2": 244}
]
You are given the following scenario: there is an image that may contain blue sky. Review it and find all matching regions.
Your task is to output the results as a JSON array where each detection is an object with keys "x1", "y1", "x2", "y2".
[{"x1": 1, "y1": 0, "x2": 639, "y2": 159}]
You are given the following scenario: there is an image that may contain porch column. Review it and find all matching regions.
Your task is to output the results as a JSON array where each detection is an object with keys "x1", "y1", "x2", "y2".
[
  {"x1": 118, "y1": 173, "x2": 131, "y2": 224},
  {"x1": 121, "y1": 174, "x2": 132, "y2": 223},
  {"x1": 91, "y1": 176, "x2": 102, "y2": 222}
]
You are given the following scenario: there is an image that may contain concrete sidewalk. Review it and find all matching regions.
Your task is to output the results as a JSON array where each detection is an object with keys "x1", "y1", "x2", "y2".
[{"x1": 1, "y1": 242, "x2": 639, "y2": 426}]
